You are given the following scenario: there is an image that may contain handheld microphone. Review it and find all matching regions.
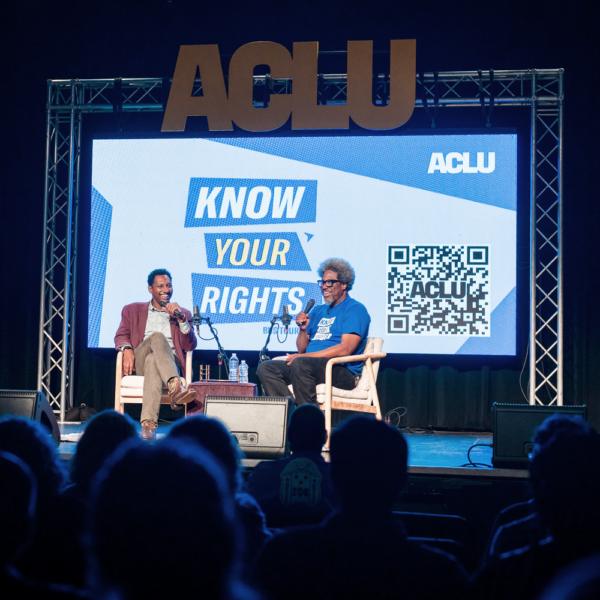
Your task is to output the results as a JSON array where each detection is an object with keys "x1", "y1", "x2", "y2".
[
  {"x1": 159, "y1": 300, "x2": 185, "y2": 319},
  {"x1": 297, "y1": 299, "x2": 315, "y2": 327},
  {"x1": 281, "y1": 305, "x2": 292, "y2": 331},
  {"x1": 304, "y1": 298, "x2": 315, "y2": 315}
]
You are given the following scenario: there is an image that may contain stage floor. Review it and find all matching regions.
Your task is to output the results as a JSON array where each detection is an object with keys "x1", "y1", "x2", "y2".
[{"x1": 58, "y1": 422, "x2": 527, "y2": 479}]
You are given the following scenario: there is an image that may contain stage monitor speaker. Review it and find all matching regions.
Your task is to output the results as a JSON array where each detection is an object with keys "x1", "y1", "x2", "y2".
[
  {"x1": 0, "y1": 390, "x2": 61, "y2": 444},
  {"x1": 492, "y1": 403, "x2": 587, "y2": 469},
  {"x1": 204, "y1": 395, "x2": 290, "y2": 459}
]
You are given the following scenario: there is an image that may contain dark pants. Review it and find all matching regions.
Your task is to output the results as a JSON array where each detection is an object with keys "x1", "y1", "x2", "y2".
[{"x1": 257, "y1": 357, "x2": 358, "y2": 406}]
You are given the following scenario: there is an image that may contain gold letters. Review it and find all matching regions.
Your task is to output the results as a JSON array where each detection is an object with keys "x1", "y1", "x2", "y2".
[{"x1": 161, "y1": 40, "x2": 416, "y2": 132}]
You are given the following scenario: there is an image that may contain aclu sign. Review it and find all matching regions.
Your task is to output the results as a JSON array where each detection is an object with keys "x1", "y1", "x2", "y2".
[{"x1": 162, "y1": 40, "x2": 416, "y2": 132}]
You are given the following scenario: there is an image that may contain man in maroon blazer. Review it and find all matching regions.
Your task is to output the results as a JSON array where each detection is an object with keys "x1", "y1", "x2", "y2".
[{"x1": 115, "y1": 269, "x2": 197, "y2": 440}]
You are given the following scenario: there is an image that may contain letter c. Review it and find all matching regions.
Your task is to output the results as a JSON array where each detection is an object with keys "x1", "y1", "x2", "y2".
[
  {"x1": 445, "y1": 152, "x2": 463, "y2": 174},
  {"x1": 425, "y1": 281, "x2": 439, "y2": 297},
  {"x1": 228, "y1": 42, "x2": 293, "y2": 132}
]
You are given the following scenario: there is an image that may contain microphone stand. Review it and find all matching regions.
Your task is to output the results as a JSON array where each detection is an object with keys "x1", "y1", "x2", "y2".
[
  {"x1": 258, "y1": 314, "x2": 291, "y2": 364},
  {"x1": 192, "y1": 313, "x2": 230, "y2": 379}
]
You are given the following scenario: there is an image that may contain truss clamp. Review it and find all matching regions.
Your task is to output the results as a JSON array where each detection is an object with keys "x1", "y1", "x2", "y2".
[
  {"x1": 478, "y1": 69, "x2": 494, "y2": 127},
  {"x1": 419, "y1": 71, "x2": 439, "y2": 128}
]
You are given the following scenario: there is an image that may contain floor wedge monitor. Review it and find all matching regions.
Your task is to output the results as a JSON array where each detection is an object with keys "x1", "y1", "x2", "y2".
[
  {"x1": 492, "y1": 403, "x2": 587, "y2": 469},
  {"x1": 204, "y1": 395, "x2": 290, "y2": 459},
  {"x1": 0, "y1": 390, "x2": 61, "y2": 444}
]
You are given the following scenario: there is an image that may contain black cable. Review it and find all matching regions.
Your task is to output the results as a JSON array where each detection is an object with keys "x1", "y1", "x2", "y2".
[
  {"x1": 196, "y1": 323, "x2": 217, "y2": 342},
  {"x1": 459, "y1": 443, "x2": 493, "y2": 468},
  {"x1": 401, "y1": 427, "x2": 435, "y2": 435},
  {"x1": 519, "y1": 341, "x2": 530, "y2": 402},
  {"x1": 385, "y1": 407, "x2": 407, "y2": 429},
  {"x1": 275, "y1": 324, "x2": 289, "y2": 344}
]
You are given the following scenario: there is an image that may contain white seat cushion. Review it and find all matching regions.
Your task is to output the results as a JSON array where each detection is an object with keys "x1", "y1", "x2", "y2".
[
  {"x1": 315, "y1": 383, "x2": 370, "y2": 401},
  {"x1": 121, "y1": 375, "x2": 145, "y2": 388},
  {"x1": 119, "y1": 375, "x2": 185, "y2": 400}
]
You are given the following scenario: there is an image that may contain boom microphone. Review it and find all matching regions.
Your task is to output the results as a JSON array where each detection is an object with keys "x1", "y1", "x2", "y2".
[
  {"x1": 159, "y1": 300, "x2": 185, "y2": 319},
  {"x1": 281, "y1": 305, "x2": 292, "y2": 331}
]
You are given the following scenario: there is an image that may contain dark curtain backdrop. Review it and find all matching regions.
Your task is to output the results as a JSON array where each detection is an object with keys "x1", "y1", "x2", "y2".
[{"x1": 1, "y1": 0, "x2": 599, "y2": 430}]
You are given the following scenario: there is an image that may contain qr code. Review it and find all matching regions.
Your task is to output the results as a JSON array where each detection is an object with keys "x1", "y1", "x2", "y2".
[{"x1": 387, "y1": 245, "x2": 491, "y2": 336}]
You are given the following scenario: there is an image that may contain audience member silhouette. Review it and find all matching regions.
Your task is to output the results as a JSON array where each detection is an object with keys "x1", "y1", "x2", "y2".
[
  {"x1": 254, "y1": 415, "x2": 467, "y2": 600},
  {"x1": 538, "y1": 552, "x2": 600, "y2": 600},
  {"x1": 87, "y1": 437, "x2": 258, "y2": 600},
  {"x1": 63, "y1": 410, "x2": 137, "y2": 503},
  {"x1": 245, "y1": 404, "x2": 336, "y2": 527},
  {"x1": 167, "y1": 415, "x2": 271, "y2": 563},
  {"x1": 0, "y1": 451, "x2": 37, "y2": 573},
  {"x1": 0, "y1": 450, "x2": 84, "y2": 599},
  {"x1": 472, "y1": 415, "x2": 600, "y2": 600},
  {"x1": 0, "y1": 417, "x2": 67, "y2": 498},
  {"x1": 0, "y1": 417, "x2": 86, "y2": 586}
]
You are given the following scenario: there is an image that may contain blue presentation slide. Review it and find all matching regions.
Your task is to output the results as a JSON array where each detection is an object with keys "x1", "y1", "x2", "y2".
[{"x1": 89, "y1": 134, "x2": 517, "y2": 355}]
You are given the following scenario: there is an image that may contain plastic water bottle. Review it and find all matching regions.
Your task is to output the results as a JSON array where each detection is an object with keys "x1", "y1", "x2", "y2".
[
  {"x1": 229, "y1": 354, "x2": 239, "y2": 382},
  {"x1": 239, "y1": 360, "x2": 248, "y2": 383}
]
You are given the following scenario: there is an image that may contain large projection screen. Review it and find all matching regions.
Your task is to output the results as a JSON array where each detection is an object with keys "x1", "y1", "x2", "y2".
[{"x1": 89, "y1": 133, "x2": 517, "y2": 355}]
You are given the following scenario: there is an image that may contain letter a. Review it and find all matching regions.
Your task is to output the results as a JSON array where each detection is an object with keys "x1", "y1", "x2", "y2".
[
  {"x1": 428, "y1": 153, "x2": 447, "y2": 173},
  {"x1": 162, "y1": 45, "x2": 232, "y2": 132}
]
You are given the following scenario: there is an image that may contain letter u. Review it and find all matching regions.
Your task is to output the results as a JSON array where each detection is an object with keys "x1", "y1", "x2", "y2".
[
  {"x1": 452, "y1": 282, "x2": 466, "y2": 298},
  {"x1": 250, "y1": 239, "x2": 271, "y2": 266}
]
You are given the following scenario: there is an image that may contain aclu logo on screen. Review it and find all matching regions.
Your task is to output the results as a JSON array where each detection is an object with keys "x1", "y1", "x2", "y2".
[
  {"x1": 185, "y1": 179, "x2": 317, "y2": 227},
  {"x1": 205, "y1": 232, "x2": 311, "y2": 271},
  {"x1": 192, "y1": 273, "x2": 322, "y2": 324},
  {"x1": 427, "y1": 152, "x2": 495, "y2": 174}
]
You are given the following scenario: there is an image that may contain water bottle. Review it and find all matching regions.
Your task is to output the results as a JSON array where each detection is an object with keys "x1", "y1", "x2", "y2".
[
  {"x1": 239, "y1": 360, "x2": 248, "y2": 383},
  {"x1": 229, "y1": 354, "x2": 239, "y2": 382}
]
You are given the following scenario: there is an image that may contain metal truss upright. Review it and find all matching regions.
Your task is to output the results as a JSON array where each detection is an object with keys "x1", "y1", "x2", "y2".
[
  {"x1": 529, "y1": 70, "x2": 564, "y2": 405},
  {"x1": 40, "y1": 68, "x2": 563, "y2": 416},
  {"x1": 38, "y1": 81, "x2": 82, "y2": 421}
]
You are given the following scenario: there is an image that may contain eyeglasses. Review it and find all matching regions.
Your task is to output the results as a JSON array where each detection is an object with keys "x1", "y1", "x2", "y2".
[{"x1": 318, "y1": 279, "x2": 342, "y2": 288}]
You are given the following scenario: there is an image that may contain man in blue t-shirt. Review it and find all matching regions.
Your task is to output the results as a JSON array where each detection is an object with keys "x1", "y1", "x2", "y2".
[{"x1": 257, "y1": 258, "x2": 371, "y2": 406}]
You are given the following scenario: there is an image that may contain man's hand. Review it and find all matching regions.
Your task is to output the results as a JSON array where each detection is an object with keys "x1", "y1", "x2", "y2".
[
  {"x1": 123, "y1": 348, "x2": 135, "y2": 376},
  {"x1": 296, "y1": 311, "x2": 310, "y2": 331},
  {"x1": 285, "y1": 353, "x2": 302, "y2": 365},
  {"x1": 165, "y1": 302, "x2": 186, "y2": 322}
]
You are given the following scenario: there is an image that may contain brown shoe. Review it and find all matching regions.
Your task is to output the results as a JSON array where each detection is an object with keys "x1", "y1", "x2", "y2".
[
  {"x1": 167, "y1": 378, "x2": 197, "y2": 410},
  {"x1": 141, "y1": 420, "x2": 157, "y2": 441}
]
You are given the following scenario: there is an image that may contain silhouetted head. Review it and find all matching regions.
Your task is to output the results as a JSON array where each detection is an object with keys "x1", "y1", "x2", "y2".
[
  {"x1": 330, "y1": 415, "x2": 408, "y2": 515},
  {"x1": 88, "y1": 437, "x2": 239, "y2": 600},
  {"x1": 168, "y1": 415, "x2": 242, "y2": 494},
  {"x1": 0, "y1": 417, "x2": 66, "y2": 500},
  {"x1": 529, "y1": 415, "x2": 600, "y2": 557},
  {"x1": 0, "y1": 451, "x2": 37, "y2": 567},
  {"x1": 288, "y1": 404, "x2": 327, "y2": 453},
  {"x1": 71, "y1": 410, "x2": 137, "y2": 496},
  {"x1": 539, "y1": 552, "x2": 600, "y2": 600}
]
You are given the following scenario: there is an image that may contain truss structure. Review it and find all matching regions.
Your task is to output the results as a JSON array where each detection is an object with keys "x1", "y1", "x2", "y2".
[{"x1": 40, "y1": 68, "x2": 563, "y2": 417}]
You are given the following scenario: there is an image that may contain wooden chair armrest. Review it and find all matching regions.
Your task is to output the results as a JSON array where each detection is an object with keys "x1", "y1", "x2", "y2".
[
  {"x1": 185, "y1": 350, "x2": 193, "y2": 386},
  {"x1": 325, "y1": 352, "x2": 387, "y2": 366},
  {"x1": 115, "y1": 351, "x2": 124, "y2": 412}
]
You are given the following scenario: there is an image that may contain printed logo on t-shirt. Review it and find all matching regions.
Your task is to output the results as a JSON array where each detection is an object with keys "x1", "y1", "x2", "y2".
[
  {"x1": 313, "y1": 317, "x2": 336, "y2": 341},
  {"x1": 279, "y1": 458, "x2": 323, "y2": 507}
]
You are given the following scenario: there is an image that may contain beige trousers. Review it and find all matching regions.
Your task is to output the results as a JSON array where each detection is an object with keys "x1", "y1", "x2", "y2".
[{"x1": 134, "y1": 332, "x2": 180, "y2": 424}]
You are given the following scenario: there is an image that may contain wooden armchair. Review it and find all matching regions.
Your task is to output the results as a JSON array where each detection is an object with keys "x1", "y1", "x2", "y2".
[
  {"x1": 114, "y1": 350, "x2": 193, "y2": 415},
  {"x1": 275, "y1": 337, "x2": 386, "y2": 449}
]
